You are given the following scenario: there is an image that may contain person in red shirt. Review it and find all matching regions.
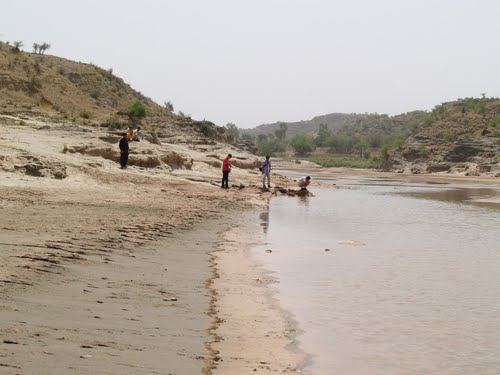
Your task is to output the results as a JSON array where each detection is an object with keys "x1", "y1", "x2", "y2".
[{"x1": 221, "y1": 154, "x2": 232, "y2": 188}]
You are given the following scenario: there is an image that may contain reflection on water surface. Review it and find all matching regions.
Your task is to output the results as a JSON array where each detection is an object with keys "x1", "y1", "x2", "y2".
[{"x1": 256, "y1": 172, "x2": 500, "y2": 375}]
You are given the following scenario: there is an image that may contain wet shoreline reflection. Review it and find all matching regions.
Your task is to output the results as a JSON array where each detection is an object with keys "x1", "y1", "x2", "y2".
[{"x1": 397, "y1": 187, "x2": 500, "y2": 210}]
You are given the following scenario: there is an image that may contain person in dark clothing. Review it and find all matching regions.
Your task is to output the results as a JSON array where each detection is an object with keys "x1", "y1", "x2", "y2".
[
  {"x1": 221, "y1": 153, "x2": 232, "y2": 188},
  {"x1": 119, "y1": 133, "x2": 129, "y2": 169}
]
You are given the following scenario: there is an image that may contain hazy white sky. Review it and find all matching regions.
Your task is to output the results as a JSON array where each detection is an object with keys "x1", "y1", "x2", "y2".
[{"x1": 2, "y1": 0, "x2": 499, "y2": 128}]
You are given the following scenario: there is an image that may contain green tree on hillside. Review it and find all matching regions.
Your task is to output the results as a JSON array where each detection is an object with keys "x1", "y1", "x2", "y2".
[
  {"x1": 164, "y1": 101, "x2": 174, "y2": 112},
  {"x1": 13, "y1": 41, "x2": 23, "y2": 51},
  {"x1": 39, "y1": 42, "x2": 51, "y2": 54},
  {"x1": 128, "y1": 100, "x2": 147, "y2": 118},
  {"x1": 32, "y1": 42, "x2": 51, "y2": 54}
]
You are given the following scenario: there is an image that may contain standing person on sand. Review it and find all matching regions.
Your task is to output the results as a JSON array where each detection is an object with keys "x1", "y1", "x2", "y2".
[
  {"x1": 261, "y1": 155, "x2": 271, "y2": 189},
  {"x1": 221, "y1": 154, "x2": 232, "y2": 188},
  {"x1": 119, "y1": 133, "x2": 129, "y2": 169}
]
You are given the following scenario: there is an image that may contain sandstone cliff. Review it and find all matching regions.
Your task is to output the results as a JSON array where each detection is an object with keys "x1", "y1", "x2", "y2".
[{"x1": 382, "y1": 98, "x2": 500, "y2": 177}]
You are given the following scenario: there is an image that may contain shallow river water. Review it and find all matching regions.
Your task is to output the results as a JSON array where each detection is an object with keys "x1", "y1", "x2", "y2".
[{"x1": 255, "y1": 172, "x2": 500, "y2": 375}]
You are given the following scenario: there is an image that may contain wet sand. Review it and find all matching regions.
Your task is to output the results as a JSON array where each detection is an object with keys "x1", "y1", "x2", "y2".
[
  {"x1": 1, "y1": 222, "x2": 217, "y2": 374},
  {"x1": 208, "y1": 213, "x2": 305, "y2": 374},
  {"x1": 0, "y1": 117, "x2": 304, "y2": 374}
]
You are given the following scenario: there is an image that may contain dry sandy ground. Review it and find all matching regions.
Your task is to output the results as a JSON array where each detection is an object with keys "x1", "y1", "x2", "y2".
[{"x1": 0, "y1": 116, "x2": 303, "y2": 374}]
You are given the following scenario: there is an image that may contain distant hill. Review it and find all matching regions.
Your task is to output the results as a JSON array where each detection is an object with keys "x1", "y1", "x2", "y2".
[
  {"x1": 244, "y1": 98, "x2": 499, "y2": 176},
  {"x1": 245, "y1": 113, "x2": 370, "y2": 137}
]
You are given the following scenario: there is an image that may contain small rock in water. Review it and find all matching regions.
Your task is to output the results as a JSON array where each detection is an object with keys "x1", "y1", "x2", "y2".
[
  {"x1": 265, "y1": 249, "x2": 272, "y2": 253},
  {"x1": 324, "y1": 248, "x2": 331, "y2": 252}
]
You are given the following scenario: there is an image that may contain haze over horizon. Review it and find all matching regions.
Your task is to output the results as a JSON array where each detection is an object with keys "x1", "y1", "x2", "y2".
[{"x1": 2, "y1": 0, "x2": 499, "y2": 128}]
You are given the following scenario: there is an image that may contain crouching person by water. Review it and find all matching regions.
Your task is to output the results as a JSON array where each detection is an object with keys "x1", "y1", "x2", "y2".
[
  {"x1": 298, "y1": 176, "x2": 311, "y2": 190},
  {"x1": 221, "y1": 153, "x2": 232, "y2": 188},
  {"x1": 119, "y1": 133, "x2": 129, "y2": 169}
]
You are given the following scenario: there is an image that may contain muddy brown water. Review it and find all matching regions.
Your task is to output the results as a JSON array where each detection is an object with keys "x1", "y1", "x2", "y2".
[{"x1": 255, "y1": 172, "x2": 500, "y2": 375}]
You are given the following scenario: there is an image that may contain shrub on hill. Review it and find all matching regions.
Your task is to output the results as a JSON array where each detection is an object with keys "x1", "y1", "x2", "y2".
[{"x1": 128, "y1": 100, "x2": 147, "y2": 118}]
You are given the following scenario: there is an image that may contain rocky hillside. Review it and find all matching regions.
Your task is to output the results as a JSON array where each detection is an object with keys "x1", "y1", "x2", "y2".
[
  {"x1": 0, "y1": 42, "x2": 168, "y2": 122},
  {"x1": 0, "y1": 42, "x2": 265, "y2": 186},
  {"x1": 383, "y1": 98, "x2": 500, "y2": 176},
  {"x1": 0, "y1": 41, "x2": 240, "y2": 143}
]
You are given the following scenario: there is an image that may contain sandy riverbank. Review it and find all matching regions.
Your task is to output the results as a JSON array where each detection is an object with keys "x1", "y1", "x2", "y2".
[
  {"x1": 0, "y1": 179, "x2": 305, "y2": 374},
  {"x1": 0, "y1": 117, "x2": 305, "y2": 374}
]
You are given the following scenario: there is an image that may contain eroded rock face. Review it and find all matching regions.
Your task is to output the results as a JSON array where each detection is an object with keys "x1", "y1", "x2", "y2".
[
  {"x1": 159, "y1": 151, "x2": 193, "y2": 170},
  {"x1": 444, "y1": 140, "x2": 485, "y2": 162},
  {"x1": 387, "y1": 136, "x2": 500, "y2": 176},
  {"x1": 22, "y1": 163, "x2": 67, "y2": 179},
  {"x1": 230, "y1": 159, "x2": 260, "y2": 170},
  {"x1": 67, "y1": 144, "x2": 193, "y2": 170},
  {"x1": 426, "y1": 163, "x2": 451, "y2": 173},
  {"x1": 1, "y1": 152, "x2": 68, "y2": 179},
  {"x1": 205, "y1": 157, "x2": 260, "y2": 170}
]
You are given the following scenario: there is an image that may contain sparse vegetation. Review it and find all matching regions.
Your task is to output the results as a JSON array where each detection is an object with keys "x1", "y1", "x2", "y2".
[
  {"x1": 199, "y1": 123, "x2": 216, "y2": 137},
  {"x1": 418, "y1": 145, "x2": 428, "y2": 157},
  {"x1": 280, "y1": 153, "x2": 380, "y2": 169},
  {"x1": 80, "y1": 111, "x2": 91, "y2": 119},
  {"x1": 32, "y1": 42, "x2": 51, "y2": 54},
  {"x1": 33, "y1": 61, "x2": 41, "y2": 74},
  {"x1": 128, "y1": 100, "x2": 147, "y2": 118},
  {"x1": 39, "y1": 42, "x2": 51, "y2": 54},
  {"x1": 442, "y1": 131, "x2": 454, "y2": 141},
  {"x1": 224, "y1": 123, "x2": 239, "y2": 143},
  {"x1": 90, "y1": 90, "x2": 101, "y2": 100},
  {"x1": 12, "y1": 41, "x2": 23, "y2": 51},
  {"x1": 164, "y1": 101, "x2": 174, "y2": 112},
  {"x1": 489, "y1": 116, "x2": 500, "y2": 128},
  {"x1": 27, "y1": 76, "x2": 41, "y2": 95}
]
